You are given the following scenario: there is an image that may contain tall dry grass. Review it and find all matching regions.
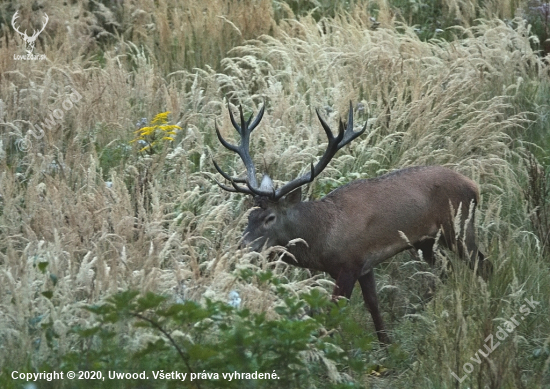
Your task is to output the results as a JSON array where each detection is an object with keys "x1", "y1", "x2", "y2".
[
  {"x1": 0, "y1": 0, "x2": 276, "y2": 74},
  {"x1": 0, "y1": 0, "x2": 549, "y2": 387}
]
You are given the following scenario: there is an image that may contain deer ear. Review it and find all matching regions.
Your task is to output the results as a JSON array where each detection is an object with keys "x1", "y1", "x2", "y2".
[{"x1": 285, "y1": 187, "x2": 302, "y2": 205}]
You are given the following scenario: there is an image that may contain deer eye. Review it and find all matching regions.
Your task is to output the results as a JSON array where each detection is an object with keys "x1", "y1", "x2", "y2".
[{"x1": 264, "y1": 214, "x2": 276, "y2": 227}]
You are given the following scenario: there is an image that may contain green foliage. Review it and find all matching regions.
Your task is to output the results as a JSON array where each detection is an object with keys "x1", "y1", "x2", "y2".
[
  {"x1": 513, "y1": 79, "x2": 550, "y2": 158},
  {"x1": 98, "y1": 141, "x2": 131, "y2": 180},
  {"x1": 385, "y1": 0, "x2": 452, "y2": 40},
  {"x1": 1, "y1": 272, "x2": 377, "y2": 388},
  {"x1": 278, "y1": 0, "x2": 355, "y2": 20}
]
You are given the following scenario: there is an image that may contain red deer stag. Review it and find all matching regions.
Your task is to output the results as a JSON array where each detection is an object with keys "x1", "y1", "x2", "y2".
[{"x1": 213, "y1": 102, "x2": 492, "y2": 344}]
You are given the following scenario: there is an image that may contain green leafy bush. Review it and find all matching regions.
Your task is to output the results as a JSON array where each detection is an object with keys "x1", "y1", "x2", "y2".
[{"x1": 2, "y1": 271, "x2": 377, "y2": 389}]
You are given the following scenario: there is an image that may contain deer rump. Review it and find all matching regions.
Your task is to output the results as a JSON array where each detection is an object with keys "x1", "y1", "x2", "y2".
[{"x1": 214, "y1": 103, "x2": 491, "y2": 344}]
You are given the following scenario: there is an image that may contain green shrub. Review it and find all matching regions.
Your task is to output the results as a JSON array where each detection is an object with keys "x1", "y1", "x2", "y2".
[{"x1": 1, "y1": 271, "x2": 378, "y2": 389}]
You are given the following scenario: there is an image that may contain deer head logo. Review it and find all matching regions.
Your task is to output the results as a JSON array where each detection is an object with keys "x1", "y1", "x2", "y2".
[{"x1": 11, "y1": 11, "x2": 49, "y2": 55}]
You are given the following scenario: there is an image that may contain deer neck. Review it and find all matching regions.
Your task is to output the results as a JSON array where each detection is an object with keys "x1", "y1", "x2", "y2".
[{"x1": 281, "y1": 199, "x2": 333, "y2": 271}]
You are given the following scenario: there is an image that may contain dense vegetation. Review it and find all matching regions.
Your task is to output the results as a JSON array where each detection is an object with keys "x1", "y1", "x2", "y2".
[{"x1": 0, "y1": 0, "x2": 549, "y2": 387}]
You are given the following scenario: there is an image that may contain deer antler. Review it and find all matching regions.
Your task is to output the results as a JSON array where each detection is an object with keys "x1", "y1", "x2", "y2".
[
  {"x1": 213, "y1": 103, "x2": 265, "y2": 196},
  {"x1": 274, "y1": 101, "x2": 367, "y2": 198},
  {"x1": 214, "y1": 101, "x2": 367, "y2": 200}
]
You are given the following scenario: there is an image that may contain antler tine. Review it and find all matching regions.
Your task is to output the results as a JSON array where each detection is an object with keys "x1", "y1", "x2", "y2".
[
  {"x1": 228, "y1": 104, "x2": 242, "y2": 135},
  {"x1": 248, "y1": 104, "x2": 265, "y2": 132},
  {"x1": 214, "y1": 178, "x2": 254, "y2": 195},
  {"x1": 229, "y1": 179, "x2": 255, "y2": 194},
  {"x1": 273, "y1": 103, "x2": 366, "y2": 200},
  {"x1": 213, "y1": 157, "x2": 255, "y2": 195},
  {"x1": 315, "y1": 108, "x2": 343, "y2": 145},
  {"x1": 339, "y1": 101, "x2": 367, "y2": 147},
  {"x1": 215, "y1": 121, "x2": 239, "y2": 153},
  {"x1": 273, "y1": 163, "x2": 315, "y2": 200},
  {"x1": 228, "y1": 103, "x2": 265, "y2": 137},
  {"x1": 212, "y1": 159, "x2": 246, "y2": 184},
  {"x1": 214, "y1": 179, "x2": 238, "y2": 193}
]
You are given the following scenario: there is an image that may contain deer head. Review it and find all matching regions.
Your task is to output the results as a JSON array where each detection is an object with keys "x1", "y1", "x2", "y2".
[{"x1": 213, "y1": 101, "x2": 366, "y2": 249}]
